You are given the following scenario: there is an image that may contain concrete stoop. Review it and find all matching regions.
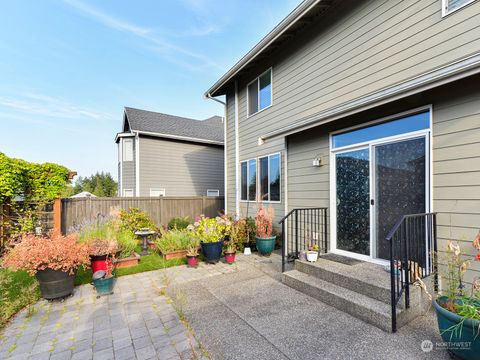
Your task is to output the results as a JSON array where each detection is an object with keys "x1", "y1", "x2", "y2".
[{"x1": 282, "y1": 257, "x2": 431, "y2": 333}]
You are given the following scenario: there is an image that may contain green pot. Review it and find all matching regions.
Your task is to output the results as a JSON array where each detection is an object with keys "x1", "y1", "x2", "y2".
[
  {"x1": 93, "y1": 276, "x2": 115, "y2": 296},
  {"x1": 433, "y1": 296, "x2": 480, "y2": 360},
  {"x1": 255, "y1": 236, "x2": 276, "y2": 256}
]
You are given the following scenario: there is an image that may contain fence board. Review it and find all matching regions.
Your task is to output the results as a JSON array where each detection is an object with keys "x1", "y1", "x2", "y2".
[{"x1": 61, "y1": 196, "x2": 225, "y2": 234}]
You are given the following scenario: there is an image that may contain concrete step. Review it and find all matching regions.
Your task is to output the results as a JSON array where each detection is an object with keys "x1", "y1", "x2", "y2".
[
  {"x1": 282, "y1": 269, "x2": 397, "y2": 332},
  {"x1": 294, "y1": 258, "x2": 392, "y2": 305}
]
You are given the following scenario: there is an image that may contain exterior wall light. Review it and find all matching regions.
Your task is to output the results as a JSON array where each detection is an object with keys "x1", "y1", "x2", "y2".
[{"x1": 312, "y1": 156, "x2": 323, "y2": 167}]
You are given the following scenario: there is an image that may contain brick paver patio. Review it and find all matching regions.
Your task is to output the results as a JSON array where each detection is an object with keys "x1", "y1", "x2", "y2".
[{"x1": 0, "y1": 256, "x2": 258, "y2": 360}]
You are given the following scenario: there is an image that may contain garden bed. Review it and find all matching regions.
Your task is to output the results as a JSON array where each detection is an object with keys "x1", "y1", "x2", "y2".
[{"x1": 114, "y1": 252, "x2": 140, "y2": 269}]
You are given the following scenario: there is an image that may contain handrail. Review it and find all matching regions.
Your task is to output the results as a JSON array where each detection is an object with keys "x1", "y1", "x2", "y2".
[
  {"x1": 388, "y1": 212, "x2": 437, "y2": 332},
  {"x1": 279, "y1": 207, "x2": 328, "y2": 272}
]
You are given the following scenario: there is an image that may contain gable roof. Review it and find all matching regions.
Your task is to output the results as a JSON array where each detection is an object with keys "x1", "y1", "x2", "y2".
[
  {"x1": 205, "y1": 0, "x2": 335, "y2": 97},
  {"x1": 121, "y1": 107, "x2": 224, "y2": 145}
]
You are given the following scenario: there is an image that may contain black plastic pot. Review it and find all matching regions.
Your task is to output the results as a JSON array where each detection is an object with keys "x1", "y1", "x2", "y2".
[
  {"x1": 35, "y1": 268, "x2": 76, "y2": 300},
  {"x1": 201, "y1": 240, "x2": 223, "y2": 263}
]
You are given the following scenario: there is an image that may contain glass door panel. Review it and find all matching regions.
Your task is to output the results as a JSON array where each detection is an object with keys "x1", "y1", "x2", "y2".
[
  {"x1": 336, "y1": 149, "x2": 370, "y2": 256},
  {"x1": 374, "y1": 137, "x2": 426, "y2": 260}
]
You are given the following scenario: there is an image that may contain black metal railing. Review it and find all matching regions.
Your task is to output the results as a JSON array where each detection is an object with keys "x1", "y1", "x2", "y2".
[
  {"x1": 279, "y1": 208, "x2": 328, "y2": 272},
  {"x1": 386, "y1": 212, "x2": 437, "y2": 332}
]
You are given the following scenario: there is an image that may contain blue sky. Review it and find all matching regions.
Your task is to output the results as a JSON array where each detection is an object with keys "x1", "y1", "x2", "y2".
[{"x1": 0, "y1": 0, "x2": 300, "y2": 180}]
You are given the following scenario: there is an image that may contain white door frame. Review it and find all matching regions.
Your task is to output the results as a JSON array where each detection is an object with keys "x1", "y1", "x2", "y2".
[{"x1": 329, "y1": 107, "x2": 432, "y2": 265}]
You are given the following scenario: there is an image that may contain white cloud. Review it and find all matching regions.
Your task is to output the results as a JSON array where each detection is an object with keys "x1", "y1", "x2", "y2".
[
  {"x1": 63, "y1": 0, "x2": 222, "y2": 71},
  {"x1": 0, "y1": 91, "x2": 113, "y2": 122}
]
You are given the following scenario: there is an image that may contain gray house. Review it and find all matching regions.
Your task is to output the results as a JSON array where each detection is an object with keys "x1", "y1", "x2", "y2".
[
  {"x1": 115, "y1": 107, "x2": 224, "y2": 198},
  {"x1": 206, "y1": 0, "x2": 480, "y2": 332}
]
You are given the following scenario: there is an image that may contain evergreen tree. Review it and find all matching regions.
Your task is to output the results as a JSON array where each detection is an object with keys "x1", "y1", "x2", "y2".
[{"x1": 72, "y1": 172, "x2": 117, "y2": 197}]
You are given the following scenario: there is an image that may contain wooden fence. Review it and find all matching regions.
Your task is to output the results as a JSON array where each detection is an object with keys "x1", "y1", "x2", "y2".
[{"x1": 61, "y1": 196, "x2": 225, "y2": 234}]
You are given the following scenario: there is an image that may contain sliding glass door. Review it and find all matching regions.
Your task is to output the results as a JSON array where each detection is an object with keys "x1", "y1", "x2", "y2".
[{"x1": 331, "y1": 111, "x2": 430, "y2": 262}]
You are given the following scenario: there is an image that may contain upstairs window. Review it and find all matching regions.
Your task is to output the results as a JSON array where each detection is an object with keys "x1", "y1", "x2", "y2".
[
  {"x1": 241, "y1": 159, "x2": 257, "y2": 201},
  {"x1": 247, "y1": 69, "x2": 272, "y2": 116},
  {"x1": 123, "y1": 138, "x2": 133, "y2": 161},
  {"x1": 259, "y1": 153, "x2": 281, "y2": 202},
  {"x1": 443, "y1": 0, "x2": 476, "y2": 15}
]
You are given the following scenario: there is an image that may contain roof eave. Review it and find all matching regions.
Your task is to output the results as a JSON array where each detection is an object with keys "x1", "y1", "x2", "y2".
[{"x1": 136, "y1": 130, "x2": 224, "y2": 146}]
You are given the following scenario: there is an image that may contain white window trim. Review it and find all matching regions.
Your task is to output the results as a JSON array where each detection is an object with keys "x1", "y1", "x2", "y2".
[
  {"x1": 259, "y1": 152, "x2": 282, "y2": 203},
  {"x1": 123, "y1": 138, "x2": 134, "y2": 162},
  {"x1": 328, "y1": 105, "x2": 433, "y2": 265},
  {"x1": 206, "y1": 189, "x2": 220, "y2": 197},
  {"x1": 246, "y1": 67, "x2": 273, "y2": 118},
  {"x1": 123, "y1": 189, "x2": 134, "y2": 197},
  {"x1": 442, "y1": 0, "x2": 476, "y2": 17},
  {"x1": 240, "y1": 158, "x2": 257, "y2": 202},
  {"x1": 150, "y1": 188, "x2": 166, "y2": 197}
]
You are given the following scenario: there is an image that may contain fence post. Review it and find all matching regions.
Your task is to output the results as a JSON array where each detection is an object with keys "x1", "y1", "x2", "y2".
[{"x1": 53, "y1": 198, "x2": 62, "y2": 235}]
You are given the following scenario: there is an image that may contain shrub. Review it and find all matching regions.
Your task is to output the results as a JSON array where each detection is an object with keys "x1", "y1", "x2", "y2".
[
  {"x1": 255, "y1": 206, "x2": 274, "y2": 238},
  {"x1": 2, "y1": 233, "x2": 90, "y2": 275},
  {"x1": 231, "y1": 217, "x2": 256, "y2": 251},
  {"x1": 116, "y1": 228, "x2": 137, "y2": 258},
  {"x1": 168, "y1": 217, "x2": 190, "y2": 230},
  {"x1": 189, "y1": 215, "x2": 231, "y2": 243},
  {"x1": 77, "y1": 221, "x2": 118, "y2": 256},
  {"x1": 120, "y1": 208, "x2": 158, "y2": 234},
  {"x1": 155, "y1": 229, "x2": 191, "y2": 254}
]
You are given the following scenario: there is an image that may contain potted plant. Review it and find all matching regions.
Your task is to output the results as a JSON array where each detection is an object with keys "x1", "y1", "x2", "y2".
[
  {"x1": 186, "y1": 238, "x2": 200, "y2": 268},
  {"x1": 255, "y1": 206, "x2": 276, "y2": 256},
  {"x1": 92, "y1": 257, "x2": 116, "y2": 297},
  {"x1": 191, "y1": 215, "x2": 231, "y2": 263},
  {"x1": 432, "y1": 235, "x2": 480, "y2": 360},
  {"x1": 78, "y1": 221, "x2": 118, "y2": 272},
  {"x1": 2, "y1": 233, "x2": 90, "y2": 300},
  {"x1": 306, "y1": 243, "x2": 319, "y2": 262},
  {"x1": 224, "y1": 241, "x2": 236, "y2": 264},
  {"x1": 155, "y1": 228, "x2": 190, "y2": 260}
]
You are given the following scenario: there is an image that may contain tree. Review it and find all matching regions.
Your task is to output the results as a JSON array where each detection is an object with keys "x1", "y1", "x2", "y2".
[{"x1": 72, "y1": 172, "x2": 117, "y2": 197}]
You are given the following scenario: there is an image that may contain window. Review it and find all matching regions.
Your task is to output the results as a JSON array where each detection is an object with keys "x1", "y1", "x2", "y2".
[
  {"x1": 332, "y1": 111, "x2": 430, "y2": 149},
  {"x1": 443, "y1": 0, "x2": 476, "y2": 15},
  {"x1": 150, "y1": 188, "x2": 165, "y2": 197},
  {"x1": 240, "y1": 159, "x2": 257, "y2": 201},
  {"x1": 207, "y1": 189, "x2": 220, "y2": 197},
  {"x1": 247, "y1": 69, "x2": 272, "y2": 116},
  {"x1": 259, "y1": 153, "x2": 281, "y2": 202},
  {"x1": 123, "y1": 138, "x2": 133, "y2": 161},
  {"x1": 123, "y1": 189, "x2": 134, "y2": 197}
]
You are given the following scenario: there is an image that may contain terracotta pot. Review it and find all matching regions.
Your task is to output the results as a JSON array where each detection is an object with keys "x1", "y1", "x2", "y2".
[
  {"x1": 162, "y1": 249, "x2": 188, "y2": 260},
  {"x1": 114, "y1": 253, "x2": 140, "y2": 269}
]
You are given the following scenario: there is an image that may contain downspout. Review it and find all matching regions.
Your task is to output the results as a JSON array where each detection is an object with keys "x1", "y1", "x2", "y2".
[{"x1": 205, "y1": 93, "x2": 228, "y2": 214}]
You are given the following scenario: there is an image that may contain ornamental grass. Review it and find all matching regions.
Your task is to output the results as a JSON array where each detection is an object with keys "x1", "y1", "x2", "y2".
[{"x1": 2, "y1": 233, "x2": 90, "y2": 276}]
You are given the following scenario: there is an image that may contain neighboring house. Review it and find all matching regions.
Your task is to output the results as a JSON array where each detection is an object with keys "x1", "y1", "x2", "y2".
[
  {"x1": 70, "y1": 191, "x2": 96, "y2": 198},
  {"x1": 206, "y1": 0, "x2": 480, "y2": 331},
  {"x1": 115, "y1": 107, "x2": 224, "y2": 198}
]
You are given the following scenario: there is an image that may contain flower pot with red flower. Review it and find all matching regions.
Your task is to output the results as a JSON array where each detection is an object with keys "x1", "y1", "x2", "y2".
[
  {"x1": 255, "y1": 206, "x2": 276, "y2": 256},
  {"x1": 78, "y1": 222, "x2": 119, "y2": 272},
  {"x1": 2, "y1": 233, "x2": 90, "y2": 300}
]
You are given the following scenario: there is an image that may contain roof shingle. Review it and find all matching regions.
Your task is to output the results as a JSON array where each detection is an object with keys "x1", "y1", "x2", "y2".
[{"x1": 124, "y1": 107, "x2": 224, "y2": 144}]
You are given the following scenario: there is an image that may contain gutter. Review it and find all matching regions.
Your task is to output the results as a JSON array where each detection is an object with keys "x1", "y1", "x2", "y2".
[
  {"x1": 205, "y1": 0, "x2": 322, "y2": 97},
  {"x1": 133, "y1": 130, "x2": 224, "y2": 146}
]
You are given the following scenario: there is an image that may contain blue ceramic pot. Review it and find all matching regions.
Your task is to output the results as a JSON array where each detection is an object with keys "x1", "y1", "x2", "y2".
[
  {"x1": 433, "y1": 296, "x2": 480, "y2": 360},
  {"x1": 201, "y1": 240, "x2": 223, "y2": 263},
  {"x1": 93, "y1": 276, "x2": 115, "y2": 296},
  {"x1": 255, "y1": 236, "x2": 276, "y2": 256}
]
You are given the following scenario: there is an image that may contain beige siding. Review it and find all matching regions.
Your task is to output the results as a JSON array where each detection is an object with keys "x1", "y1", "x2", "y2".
[{"x1": 138, "y1": 137, "x2": 224, "y2": 197}]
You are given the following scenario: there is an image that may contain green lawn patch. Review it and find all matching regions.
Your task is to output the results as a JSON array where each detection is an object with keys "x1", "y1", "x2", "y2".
[
  {"x1": 0, "y1": 269, "x2": 40, "y2": 330},
  {"x1": 75, "y1": 251, "x2": 186, "y2": 285}
]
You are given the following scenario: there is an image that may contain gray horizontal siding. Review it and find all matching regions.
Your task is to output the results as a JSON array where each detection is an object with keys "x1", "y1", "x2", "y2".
[{"x1": 138, "y1": 137, "x2": 224, "y2": 197}]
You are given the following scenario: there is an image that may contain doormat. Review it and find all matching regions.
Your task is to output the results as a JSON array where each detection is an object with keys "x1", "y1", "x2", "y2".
[{"x1": 321, "y1": 253, "x2": 363, "y2": 266}]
